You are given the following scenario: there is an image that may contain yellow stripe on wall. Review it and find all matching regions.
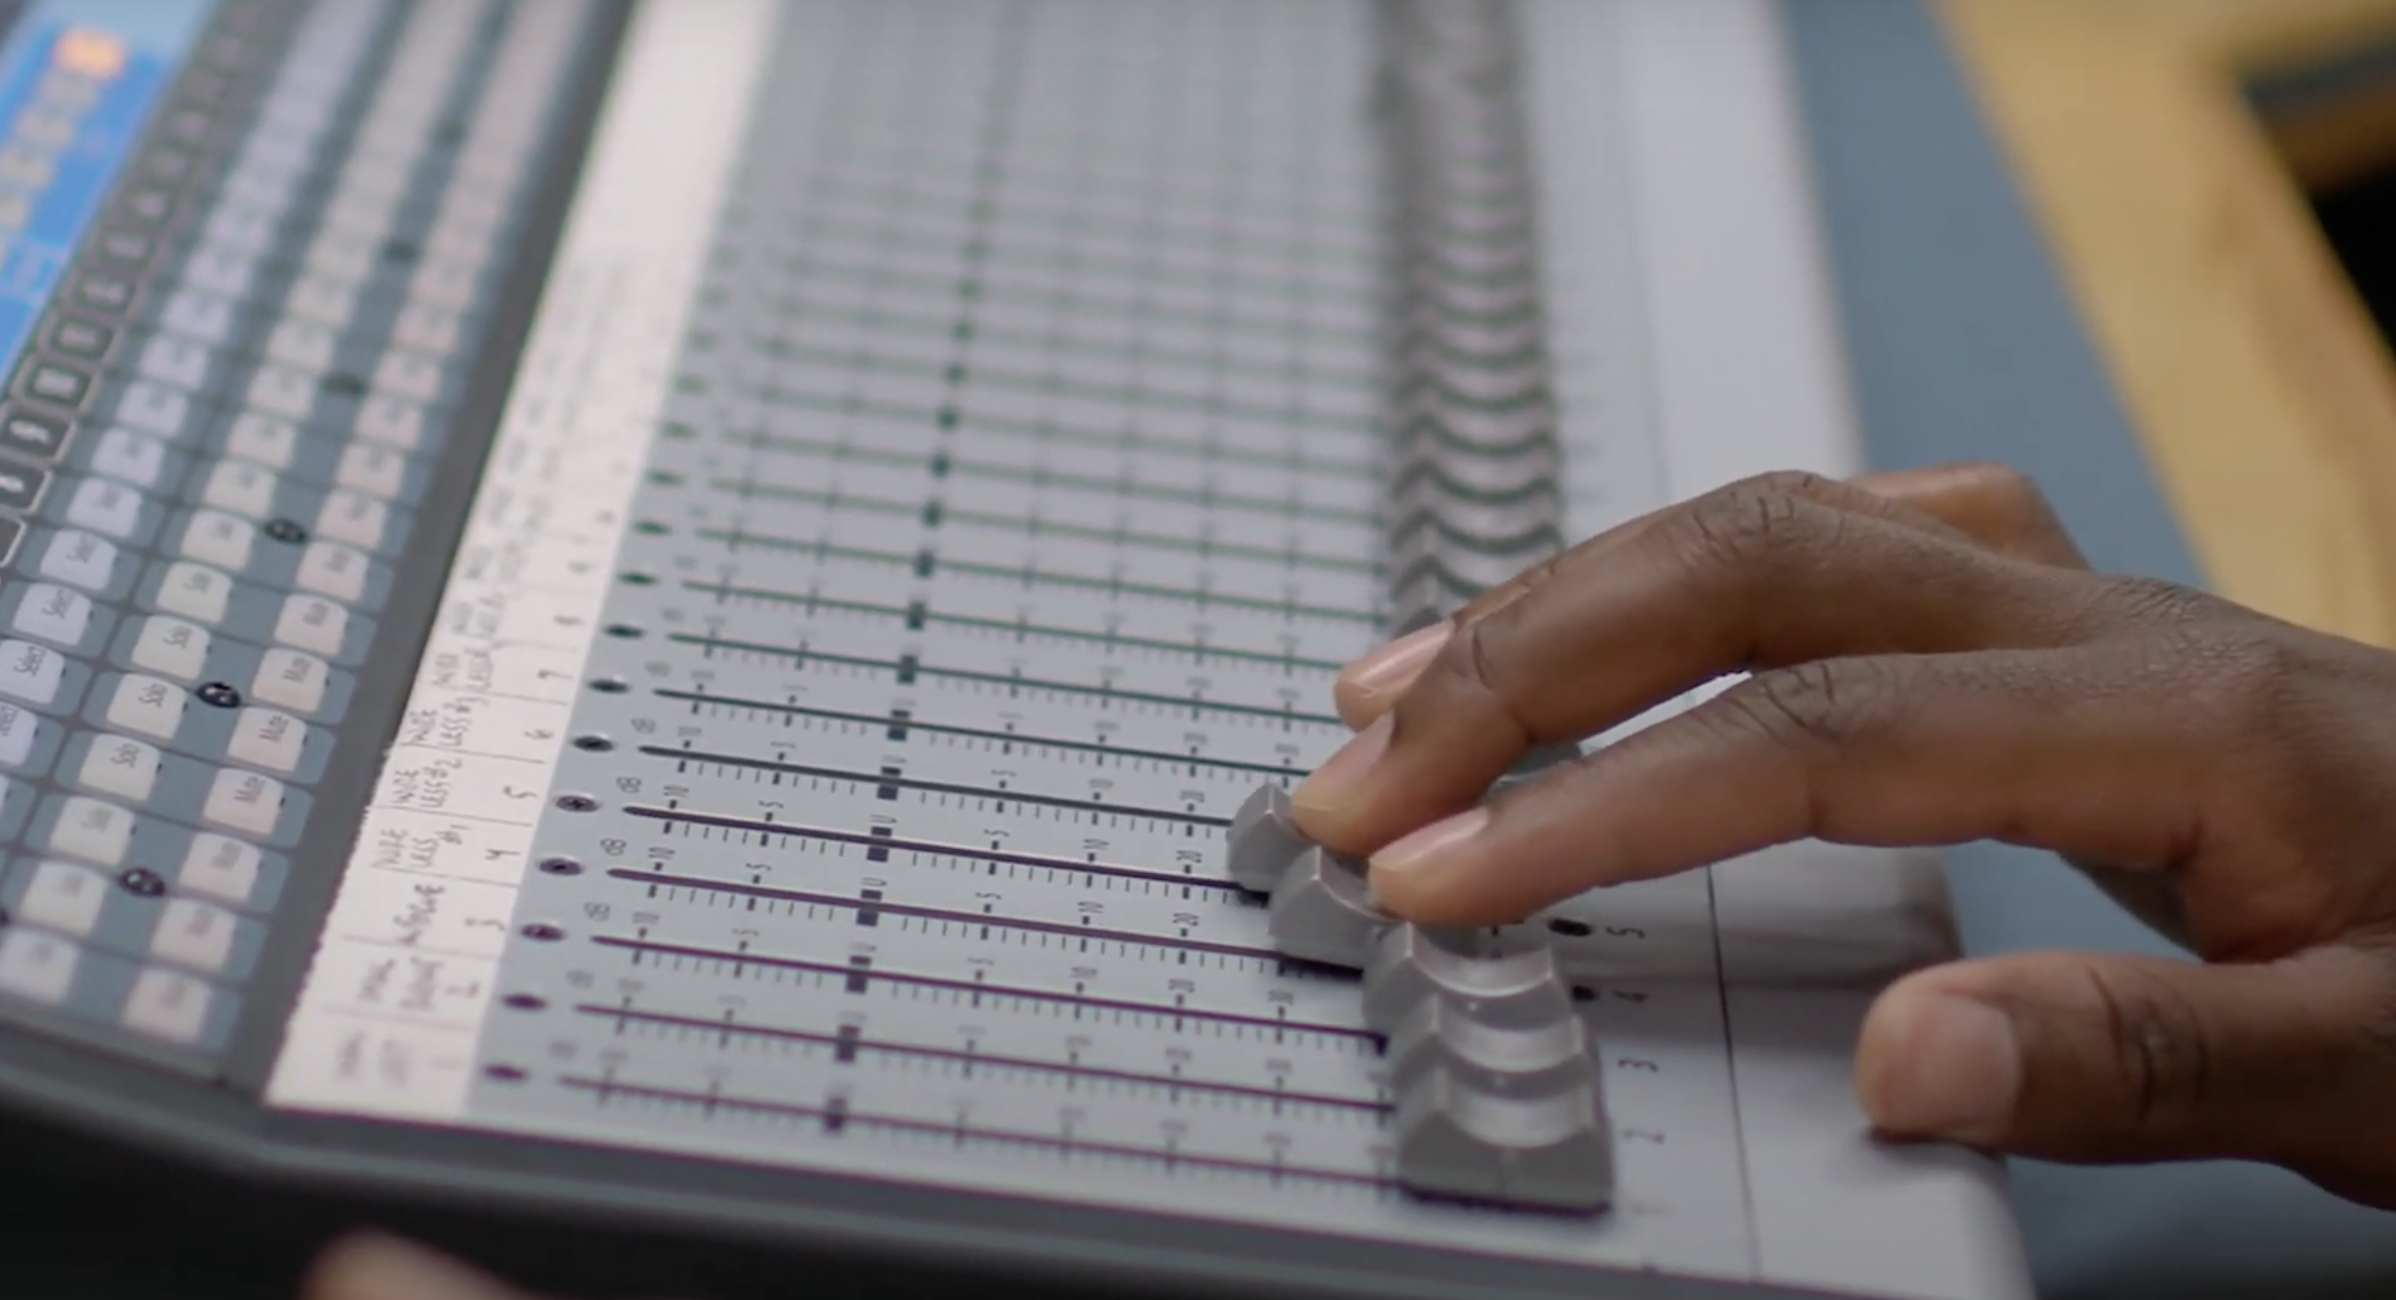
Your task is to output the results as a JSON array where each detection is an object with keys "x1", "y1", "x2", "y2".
[{"x1": 1936, "y1": 0, "x2": 2396, "y2": 648}]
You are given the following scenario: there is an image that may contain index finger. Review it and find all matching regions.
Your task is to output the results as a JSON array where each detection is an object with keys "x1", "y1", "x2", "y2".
[{"x1": 1335, "y1": 464, "x2": 2086, "y2": 727}]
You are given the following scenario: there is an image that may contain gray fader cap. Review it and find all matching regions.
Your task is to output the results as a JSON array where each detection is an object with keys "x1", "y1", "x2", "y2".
[
  {"x1": 1266, "y1": 846, "x2": 1396, "y2": 968},
  {"x1": 1386, "y1": 995, "x2": 1596, "y2": 1096},
  {"x1": 1361, "y1": 923, "x2": 1572, "y2": 1033},
  {"x1": 1226, "y1": 783, "x2": 1312, "y2": 894},
  {"x1": 1392, "y1": 1064, "x2": 1613, "y2": 1213}
]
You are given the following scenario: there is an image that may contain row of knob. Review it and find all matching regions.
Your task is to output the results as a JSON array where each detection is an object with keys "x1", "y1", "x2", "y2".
[
  {"x1": 1375, "y1": 0, "x2": 1564, "y2": 637},
  {"x1": 1373, "y1": 0, "x2": 1611, "y2": 1212},
  {"x1": 1228, "y1": 783, "x2": 1611, "y2": 1212},
  {"x1": 1224, "y1": 3, "x2": 1609, "y2": 1218}
]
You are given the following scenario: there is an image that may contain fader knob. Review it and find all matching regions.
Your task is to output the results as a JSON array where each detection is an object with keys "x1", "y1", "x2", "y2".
[
  {"x1": 1360, "y1": 923, "x2": 1571, "y2": 1033},
  {"x1": 1385, "y1": 995, "x2": 1596, "y2": 1097},
  {"x1": 1226, "y1": 783, "x2": 1311, "y2": 894},
  {"x1": 1392, "y1": 1064, "x2": 1613, "y2": 1213},
  {"x1": 1266, "y1": 846, "x2": 1396, "y2": 968}
]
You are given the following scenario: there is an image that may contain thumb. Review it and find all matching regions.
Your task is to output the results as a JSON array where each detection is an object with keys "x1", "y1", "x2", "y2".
[{"x1": 1854, "y1": 945, "x2": 2396, "y2": 1187}]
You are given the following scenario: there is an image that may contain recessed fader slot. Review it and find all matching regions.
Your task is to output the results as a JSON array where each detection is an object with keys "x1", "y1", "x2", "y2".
[{"x1": 1228, "y1": 0, "x2": 1611, "y2": 1216}]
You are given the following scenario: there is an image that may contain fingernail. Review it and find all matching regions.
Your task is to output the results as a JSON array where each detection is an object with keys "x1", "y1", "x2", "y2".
[
  {"x1": 1867, "y1": 990, "x2": 2021, "y2": 1142},
  {"x1": 1369, "y1": 806, "x2": 1491, "y2": 886},
  {"x1": 1345, "y1": 622, "x2": 1450, "y2": 700},
  {"x1": 1292, "y1": 712, "x2": 1392, "y2": 815}
]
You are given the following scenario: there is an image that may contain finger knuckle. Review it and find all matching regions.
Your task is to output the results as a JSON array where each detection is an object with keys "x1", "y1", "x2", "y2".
[
  {"x1": 1950, "y1": 460, "x2": 2050, "y2": 518},
  {"x1": 1717, "y1": 658, "x2": 1909, "y2": 750},
  {"x1": 1413, "y1": 609, "x2": 1539, "y2": 744},
  {"x1": 2081, "y1": 962, "x2": 2219, "y2": 1131},
  {"x1": 1735, "y1": 468, "x2": 1845, "y2": 500},
  {"x1": 2165, "y1": 620, "x2": 2311, "y2": 743},
  {"x1": 2092, "y1": 574, "x2": 2222, "y2": 632},
  {"x1": 1676, "y1": 481, "x2": 1836, "y2": 579}
]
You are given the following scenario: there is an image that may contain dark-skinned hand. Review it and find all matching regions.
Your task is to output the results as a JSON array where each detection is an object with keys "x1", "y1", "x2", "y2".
[{"x1": 1289, "y1": 462, "x2": 2396, "y2": 1210}]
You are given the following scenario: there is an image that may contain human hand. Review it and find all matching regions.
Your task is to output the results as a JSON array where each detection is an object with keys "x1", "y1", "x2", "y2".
[
  {"x1": 299, "y1": 1233, "x2": 695, "y2": 1300},
  {"x1": 302, "y1": 1235, "x2": 539, "y2": 1300},
  {"x1": 1289, "y1": 463, "x2": 2396, "y2": 1208}
]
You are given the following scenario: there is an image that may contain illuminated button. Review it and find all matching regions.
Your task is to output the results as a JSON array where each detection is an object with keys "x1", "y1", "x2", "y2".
[
  {"x1": 121, "y1": 967, "x2": 211, "y2": 1045},
  {"x1": 1, "y1": 408, "x2": 69, "y2": 459},
  {"x1": 202, "y1": 199, "x2": 273, "y2": 251},
  {"x1": 97, "y1": 228, "x2": 153, "y2": 265},
  {"x1": 0, "y1": 702, "x2": 39, "y2": 766},
  {"x1": 182, "y1": 246, "x2": 252, "y2": 299},
  {"x1": 334, "y1": 442, "x2": 406, "y2": 498},
  {"x1": 155, "y1": 562, "x2": 232, "y2": 624},
  {"x1": 91, "y1": 429, "x2": 167, "y2": 488},
  {"x1": 64, "y1": 477, "x2": 143, "y2": 538},
  {"x1": 202, "y1": 767, "x2": 283, "y2": 836},
  {"x1": 0, "y1": 143, "x2": 51, "y2": 189},
  {"x1": 178, "y1": 834, "x2": 260, "y2": 906},
  {"x1": 160, "y1": 287, "x2": 234, "y2": 344},
  {"x1": 106, "y1": 675, "x2": 186, "y2": 740},
  {"x1": 426, "y1": 218, "x2": 491, "y2": 270},
  {"x1": 305, "y1": 229, "x2": 376, "y2": 280},
  {"x1": 12, "y1": 105, "x2": 70, "y2": 150},
  {"x1": 13, "y1": 583, "x2": 91, "y2": 648},
  {"x1": 314, "y1": 490, "x2": 387, "y2": 549},
  {"x1": 48, "y1": 318, "x2": 112, "y2": 360},
  {"x1": 49, "y1": 795, "x2": 133, "y2": 866},
  {"x1": 273, "y1": 594, "x2": 348, "y2": 657},
  {"x1": 117, "y1": 380, "x2": 190, "y2": 436},
  {"x1": 178, "y1": 510, "x2": 254, "y2": 572},
  {"x1": 246, "y1": 365, "x2": 315, "y2": 419},
  {"x1": 0, "y1": 639, "x2": 64, "y2": 705},
  {"x1": 116, "y1": 183, "x2": 173, "y2": 226},
  {"x1": 264, "y1": 315, "x2": 337, "y2": 371},
  {"x1": 19, "y1": 861, "x2": 106, "y2": 935},
  {"x1": 136, "y1": 334, "x2": 210, "y2": 390},
  {"x1": 356, "y1": 394, "x2": 423, "y2": 450},
  {"x1": 0, "y1": 460, "x2": 49, "y2": 511},
  {"x1": 371, "y1": 347, "x2": 442, "y2": 402},
  {"x1": 77, "y1": 735, "x2": 160, "y2": 803},
  {"x1": 149, "y1": 899, "x2": 236, "y2": 974},
  {"x1": 295, "y1": 541, "x2": 369, "y2": 602},
  {"x1": 328, "y1": 170, "x2": 401, "y2": 216},
  {"x1": 250, "y1": 647, "x2": 328, "y2": 714},
  {"x1": 199, "y1": 460, "x2": 276, "y2": 516},
  {"x1": 225, "y1": 410, "x2": 296, "y2": 468},
  {"x1": 142, "y1": 148, "x2": 194, "y2": 186},
  {"x1": 413, "y1": 258, "x2": 476, "y2": 308},
  {"x1": 226, "y1": 707, "x2": 304, "y2": 773},
  {"x1": 130, "y1": 616, "x2": 211, "y2": 680},
  {"x1": 38, "y1": 531, "x2": 116, "y2": 590},
  {"x1": 22, "y1": 362, "x2": 89, "y2": 406},
  {"x1": 391, "y1": 300, "x2": 459, "y2": 353},
  {"x1": 285, "y1": 272, "x2": 357, "y2": 326},
  {"x1": 0, "y1": 928, "x2": 77, "y2": 1005},
  {"x1": 75, "y1": 271, "x2": 135, "y2": 313}
]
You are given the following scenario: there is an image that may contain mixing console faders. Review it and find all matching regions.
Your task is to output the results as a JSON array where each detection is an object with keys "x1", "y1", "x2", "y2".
[
  {"x1": 1226, "y1": 1, "x2": 1609, "y2": 1215},
  {"x1": 0, "y1": 2, "x2": 2032, "y2": 1298}
]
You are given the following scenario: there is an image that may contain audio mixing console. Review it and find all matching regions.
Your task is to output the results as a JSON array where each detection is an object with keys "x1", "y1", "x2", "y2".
[{"x1": 0, "y1": 2, "x2": 2035, "y2": 1298}]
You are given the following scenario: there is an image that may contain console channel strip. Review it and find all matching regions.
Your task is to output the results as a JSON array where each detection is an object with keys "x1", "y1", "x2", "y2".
[
  {"x1": 1227, "y1": 2, "x2": 1612, "y2": 1215},
  {"x1": 0, "y1": 4, "x2": 2034, "y2": 1300}
]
